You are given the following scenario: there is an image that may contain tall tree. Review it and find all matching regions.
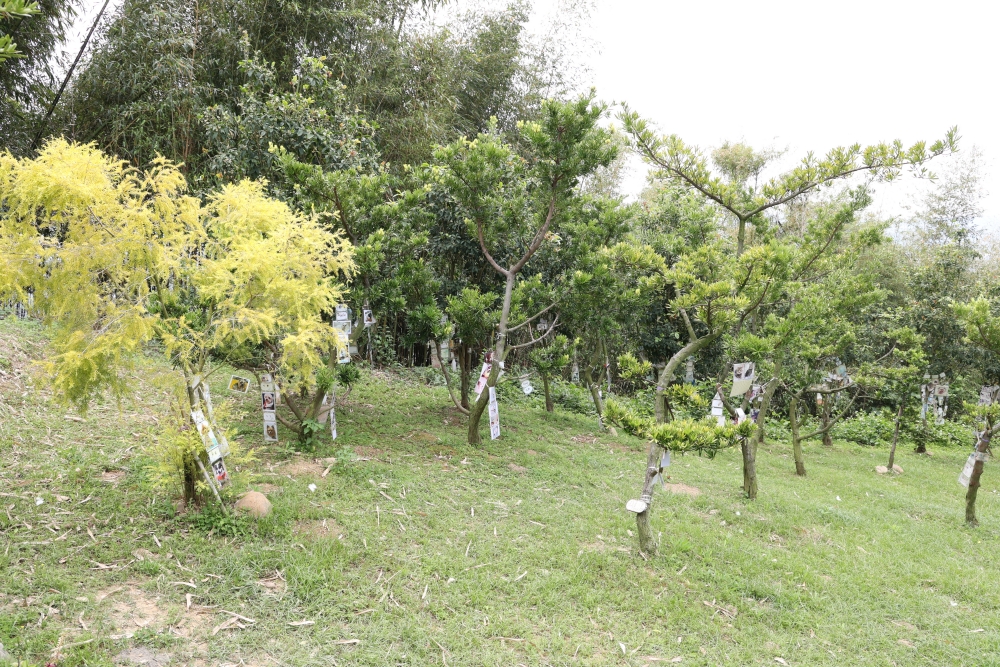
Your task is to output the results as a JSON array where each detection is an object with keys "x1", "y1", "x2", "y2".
[{"x1": 435, "y1": 93, "x2": 616, "y2": 444}]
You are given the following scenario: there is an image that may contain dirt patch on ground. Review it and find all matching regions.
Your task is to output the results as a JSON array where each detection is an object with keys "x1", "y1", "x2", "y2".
[
  {"x1": 571, "y1": 435, "x2": 599, "y2": 445},
  {"x1": 664, "y1": 483, "x2": 701, "y2": 497},
  {"x1": 293, "y1": 518, "x2": 344, "y2": 539},
  {"x1": 115, "y1": 646, "x2": 172, "y2": 667},
  {"x1": 408, "y1": 430, "x2": 440, "y2": 443},
  {"x1": 353, "y1": 445, "x2": 385, "y2": 459},
  {"x1": 508, "y1": 463, "x2": 527, "y2": 473},
  {"x1": 100, "y1": 585, "x2": 173, "y2": 637},
  {"x1": 100, "y1": 470, "x2": 126, "y2": 484},
  {"x1": 526, "y1": 449, "x2": 538, "y2": 456},
  {"x1": 253, "y1": 483, "x2": 283, "y2": 494},
  {"x1": 256, "y1": 571, "x2": 287, "y2": 596},
  {"x1": 280, "y1": 458, "x2": 325, "y2": 477}
]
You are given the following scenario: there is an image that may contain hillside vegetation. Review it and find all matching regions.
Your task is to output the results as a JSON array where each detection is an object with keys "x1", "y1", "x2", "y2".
[{"x1": 2, "y1": 318, "x2": 999, "y2": 666}]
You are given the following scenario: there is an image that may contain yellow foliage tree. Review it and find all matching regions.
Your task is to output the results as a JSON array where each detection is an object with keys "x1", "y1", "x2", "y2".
[{"x1": 0, "y1": 139, "x2": 353, "y2": 503}]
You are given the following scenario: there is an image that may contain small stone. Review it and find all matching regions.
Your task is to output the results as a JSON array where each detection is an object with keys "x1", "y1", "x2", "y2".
[
  {"x1": 875, "y1": 465, "x2": 889, "y2": 474},
  {"x1": 608, "y1": 426, "x2": 618, "y2": 437},
  {"x1": 892, "y1": 464, "x2": 904, "y2": 474},
  {"x1": 235, "y1": 491, "x2": 272, "y2": 517},
  {"x1": 0, "y1": 642, "x2": 10, "y2": 661}
]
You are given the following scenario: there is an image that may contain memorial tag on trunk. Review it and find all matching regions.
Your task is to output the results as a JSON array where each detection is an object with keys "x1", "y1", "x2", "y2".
[
  {"x1": 625, "y1": 499, "x2": 648, "y2": 513},
  {"x1": 473, "y1": 362, "x2": 492, "y2": 399},
  {"x1": 958, "y1": 453, "x2": 977, "y2": 488},
  {"x1": 488, "y1": 387, "x2": 500, "y2": 440}
]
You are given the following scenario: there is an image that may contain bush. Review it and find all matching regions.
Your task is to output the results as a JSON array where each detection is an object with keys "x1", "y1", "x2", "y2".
[{"x1": 832, "y1": 411, "x2": 897, "y2": 447}]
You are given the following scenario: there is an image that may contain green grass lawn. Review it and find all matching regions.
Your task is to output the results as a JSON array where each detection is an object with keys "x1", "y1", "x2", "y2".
[{"x1": 2, "y1": 317, "x2": 999, "y2": 666}]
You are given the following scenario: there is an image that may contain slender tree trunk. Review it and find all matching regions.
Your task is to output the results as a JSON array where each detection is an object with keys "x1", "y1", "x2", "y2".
[
  {"x1": 459, "y1": 344, "x2": 470, "y2": 410},
  {"x1": 966, "y1": 430, "x2": 991, "y2": 526},
  {"x1": 887, "y1": 404, "x2": 903, "y2": 470},
  {"x1": 747, "y1": 365, "x2": 780, "y2": 499},
  {"x1": 435, "y1": 340, "x2": 469, "y2": 415},
  {"x1": 588, "y1": 382, "x2": 604, "y2": 429},
  {"x1": 468, "y1": 274, "x2": 514, "y2": 444},
  {"x1": 821, "y1": 399, "x2": 833, "y2": 447},
  {"x1": 653, "y1": 334, "x2": 718, "y2": 424},
  {"x1": 790, "y1": 394, "x2": 806, "y2": 476},
  {"x1": 542, "y1": 374, "x2": 553, "y2": 412},
  {"x1": 915, "y1": 392, "x2": 928, "y2": 453},
  {"x1": 635, "y1": 441, "x2": 663, "y2": 555}
]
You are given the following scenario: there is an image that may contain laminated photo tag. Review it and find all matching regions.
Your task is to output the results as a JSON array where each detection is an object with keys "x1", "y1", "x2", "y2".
[
  {"x1": 263, "y1": 411, "x2": 278, "y2": 442},
  {"x1": 731, "y1": 362, "x2": 755, "y2": 397},
  {"x1": 363, "y1": 309, "x2": 375, "y2": 327},
  {"x1": 488, "y1": 387, "x2": 500, "y2": 440},
  {"x1": 333, "y1": 319, "x2": 352, "y2": 335},
  {"x1": 228, "y1": 375, "x2": 250, "y2": 393},
  {"x1": 473, "y1": 362, "x2": 492, "y2": 399},
  {"x1": 958, "y1": 453, "x2": 977, "y2": 488},
  {"x1": 260, "y1": 374, "x2": 275, "y2": 393},
  {"x1": 211, "y1": 459, "x2": 229, "y2": 486},
  {"x1": 520, "y1": 379, "x2": 534, "y2": 395},
  {"x1": 261, "y1": 391, "x2": 276, "y2": 411},
  {"x1": 337, "y1": 331, "x2": 351, "y2": 364},
  {"x1": 335, "y1": 304, "x2": 349, "y2": 321}
]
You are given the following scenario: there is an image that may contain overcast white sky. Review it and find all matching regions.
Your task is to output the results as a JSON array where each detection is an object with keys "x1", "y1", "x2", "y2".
[
  {"x1": 550, "y1": 0, "x2": 999, "y2": 227},
  {"x1": 67, "y1": 0, "x2": 998, "y2": 226}
]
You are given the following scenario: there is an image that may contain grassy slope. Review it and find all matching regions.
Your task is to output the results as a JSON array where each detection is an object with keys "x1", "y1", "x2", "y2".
[{"x1": 1, "y1": 317, "x2": 1000, "y2": 666}]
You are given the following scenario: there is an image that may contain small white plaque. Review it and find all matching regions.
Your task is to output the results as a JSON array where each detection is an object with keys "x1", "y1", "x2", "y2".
[{"x1": 625, "y1": 499, "x2": 648, "y2": 513}]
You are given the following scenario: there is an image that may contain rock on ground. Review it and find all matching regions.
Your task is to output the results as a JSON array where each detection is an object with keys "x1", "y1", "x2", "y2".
[{"x1": 235, "y1": 491, "x2": 272, "y2": 517}]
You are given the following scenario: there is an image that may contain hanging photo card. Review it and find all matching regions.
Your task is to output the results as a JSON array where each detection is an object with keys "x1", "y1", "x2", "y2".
[
  {"x1": 711, "y1": 392, "x2": 724, "y2": 416},
  {"x1": 263, "y1": 411, "x2": 278, "y2": 442},
  {"x1": 958, "y1": 452, "x2": 977, "y2": 488},
  {"x1": 211, "y1": 459, "x2": 229, "y2": 486},
  {"x1": 520, "y1": 378, "x2": 534, "y2": 395},
  {"x1": 261, "y1": 391, "x2": 276, "y2": 411},
  {"x1": 488, "y1": 387, "x2": 500, "y2": 440},
  {"x1": 935, "y1": 384, "x2": 949, "y2": 397},
  {"x1": 685, "y1": 357, "x2": 695, "y2": 385},
  {"x1": 473, "y1": 362, "x2": 492, "y2": 399},
  {"x1": 731, "y1": 362, "x2": 755, "y2": 397},
  {"x1": 228, "y1": 375, "x2": 250, "y2": 393},
  {"x1": 363, "y1": 309, "x2": 375, "y2": 327},
  {"x1": 260, "y1": 373, "x2": 275, "y2": 393},
  {"x1": 337, "y1": 331, "x2": 351, "y2": 364},
  {"x1": 332, "y1": 320, "x2": 352, "y2": 335},
  {"x1": 335, "y1": 304, "x2": 349, "y2": 321},
  {"x1": 536, "y1": 319, "x2": 549, "y2": 332}
]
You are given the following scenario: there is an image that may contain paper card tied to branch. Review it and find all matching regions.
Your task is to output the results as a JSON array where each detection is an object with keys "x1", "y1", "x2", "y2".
[{"x1": 731, "y1": 362, "x2": 755, "y2": 397}]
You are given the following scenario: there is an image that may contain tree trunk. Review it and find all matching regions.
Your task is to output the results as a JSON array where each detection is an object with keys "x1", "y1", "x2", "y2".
[
  {"x1": 966, "y1": 431, "x2": 991, "y2": 526},
  {"x1": 468, "y1": 274, "x2": 514, "y2": 444},
  {"x1": 915, "y1": 387, "x2": 928, "y2": 453},
  {"x1": 748, "y1": 368, "x2": 780, "y2": 499},
  {"x1": 653, "y1": 334, "x2": 718, "y2": 424},
  {"x1": 887, "y1": 403, "x2": 903, "y2": 470},
  {"x1": 459, "y1": 344, "x2": 470, "y2": 410},
  {"x1": 635, "y1": 441, "x2": 662, "y2": 555},
  {"x1": 742, "y1": 439, "x2": 758, "y2": 499},
  {"x1": 542, "y1": 374, "x2": 553, "y2": 412},
  {"x1": 821, "y1": 399, "x2": 833, "y2": 447},
  {"x1": 790, "y1": 394, "x2": 806, "y2": 476},
  {"x1": 588, "y1": 382, "x2": 604, "y2": 430}
]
